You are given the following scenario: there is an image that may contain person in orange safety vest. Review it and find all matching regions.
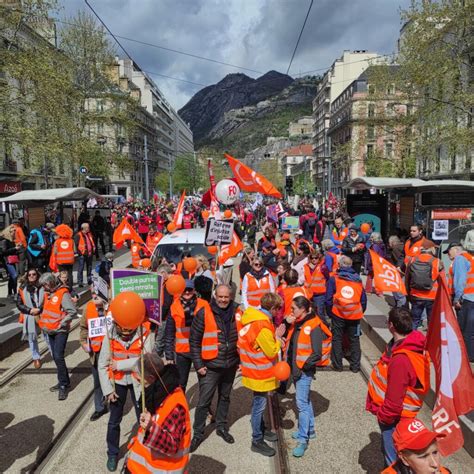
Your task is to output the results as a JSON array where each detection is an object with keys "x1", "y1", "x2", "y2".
[
  {"x1": 164, "y1": 279, "x2": 212, "y2": 391},
  {"x1": 325, "y1": 255, "x2": 367, "y2": 372},
  {"x1": 242, "y1": 257, "x2": 276, "y2": 310},
  {"x1": 79, "y1": 293, "x2": 108, "y2": 422},
  {"x1": 50, "y1": 224, "x2": 75, "y2": 287},
  {"x1": 238, "y1": 293, "x2": 285, "y2": 458},
  {"x1": 366, "y1": 307, "x2": 430, "y2": 468},
  {"x1": 98, "y1": 313, "x2": 153, "y2": 472},
  {"x1": 145, "y1": 223, "x2": 163, "y2": 256},
  {"x1": 382, "y1": 418, "x2": 450, "y2": 474},
  {"x1": 188, "y1": 284, "x2": 240, "y2": 452},
  {"x1": 397, "y1": 224, "x2": 426, "y2": 269},
  {"x1": 127, "y1": 352, "x2": 191, "y2": 474},
  {"x1": 130, "y1": 240, "x2": 148, "y2": 268},
  {"x1": 279, "y1": 268, "x2": 311, "y2": 318},
  {"x1": 75, "y1": 223, "x2": 96, "y2": 286},
  {"x1": 304, "y1": 249, "x2": 329, "y2": 323}
]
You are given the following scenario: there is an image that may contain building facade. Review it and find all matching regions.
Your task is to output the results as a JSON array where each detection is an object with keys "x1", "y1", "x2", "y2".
[{"x1": 288, "y1": 116, "x2": 314, "y2": 138}]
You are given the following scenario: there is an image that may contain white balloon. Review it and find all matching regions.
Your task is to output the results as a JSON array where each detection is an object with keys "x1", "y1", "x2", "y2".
[{"x1": 215, "y1": 179, "x2": 240, "y2": 205}]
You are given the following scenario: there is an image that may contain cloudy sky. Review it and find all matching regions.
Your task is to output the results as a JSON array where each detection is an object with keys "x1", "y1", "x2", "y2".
[{"x1": 60, "y1": 0, "x2": 411, "y2": 110}]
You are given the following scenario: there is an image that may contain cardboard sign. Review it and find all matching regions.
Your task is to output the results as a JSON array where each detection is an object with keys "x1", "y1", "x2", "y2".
[
  {"x1": 280, "y1": 216, "x2": 300, "y2": 230},
  {"x1": 88, "y1": 315, "x2": 113, "y2": 339},
  {"x1": 205, "y1": 219, "x2": 234, "y2": 246},
  {"x1": 92, "y1": 275, "x2": 109, "y2": 301},
  {"x1": 111, "y1": 269, "x2": 162, "y2": 324}
]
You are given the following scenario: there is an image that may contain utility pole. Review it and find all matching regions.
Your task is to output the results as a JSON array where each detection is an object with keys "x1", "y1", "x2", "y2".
[
  {"x1": 143, "y1": 134, "x2": 149, "y2": 202},
  {"x1": 303, "y1": 155, "x2": 307, "y2": 196}
]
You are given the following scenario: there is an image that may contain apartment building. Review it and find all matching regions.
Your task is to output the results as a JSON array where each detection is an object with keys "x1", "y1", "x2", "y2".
[{"x1": 312, "y1": 50, "x2": 380, "y2": 192}]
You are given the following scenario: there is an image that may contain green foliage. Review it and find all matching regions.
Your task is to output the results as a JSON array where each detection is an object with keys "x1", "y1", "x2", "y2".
[{"x1": 171, "y1": 153, "x2": 206, "y2": 194}]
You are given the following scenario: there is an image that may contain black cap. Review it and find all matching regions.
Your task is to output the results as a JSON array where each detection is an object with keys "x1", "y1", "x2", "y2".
[{"x1": 443, "y1": 242, "x2": 461, "y2": 254}]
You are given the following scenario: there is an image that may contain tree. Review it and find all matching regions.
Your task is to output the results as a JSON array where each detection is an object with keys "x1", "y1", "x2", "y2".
[{"x1": 171, "y1": 153, "x2": 206, "y2": 194}]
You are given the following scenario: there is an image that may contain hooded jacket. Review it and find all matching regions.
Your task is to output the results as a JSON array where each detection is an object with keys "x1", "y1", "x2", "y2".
[
  {"x1": 366, "y1": 330, "x2": 426, "y2": 425},
  {"x1": 325, "y1": 267, "x2": 367, "y2": 311},
  {"x1": 324, "y1": 246, "x2": 340, "y2": 273},
  {"x1": 239, "y1": 307, "x2": 280, "y2": 392}
]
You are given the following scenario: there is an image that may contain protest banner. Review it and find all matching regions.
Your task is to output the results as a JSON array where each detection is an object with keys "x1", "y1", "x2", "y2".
[
  {"x1": 280, "y1": 216, "x2": 300, "y2": 230},
  {"x1": 205, "y1": 219, "x2": 234, "y2": 246},
  {"x1": 111, "y1": 269, "x2": 162, "y2": 324},
  {"x1": 88, "y1": 314, "x2": 113, "y2": 339}
]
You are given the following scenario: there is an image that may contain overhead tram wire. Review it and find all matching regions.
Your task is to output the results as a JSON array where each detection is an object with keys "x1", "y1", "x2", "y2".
[{"x1": 286, "y1": 0, "x2": 314, "y2": 75}]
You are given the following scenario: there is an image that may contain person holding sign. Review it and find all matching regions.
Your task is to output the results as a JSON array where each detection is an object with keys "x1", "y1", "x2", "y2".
[
  {"x1": 98, "y1": 311, "x2": 154, "y2": 472},
  {"x1": 79, "y1": 293, "x2": 109, "y2": 421}
]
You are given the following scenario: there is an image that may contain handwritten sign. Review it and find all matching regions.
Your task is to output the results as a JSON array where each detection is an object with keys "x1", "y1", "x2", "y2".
[
  {"x1": 88, "y1": 315, "x2": 113, "y2": 339},
  {"x1": 205, "y1": 219, "x2": 234, "y2": 246}
]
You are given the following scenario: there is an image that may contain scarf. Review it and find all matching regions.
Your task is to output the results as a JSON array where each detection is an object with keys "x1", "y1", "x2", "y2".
[
  {"x1": 181, "y1": 295, "x2": 197, "y2": 326},
  {"x1": 250, "y1": 268, "x2": 266, "y2": 280},
  {"x1": 144, "y1": 364, "x2": 181, "y2": 413},
  {"x1": 292, "y1": 253, "x2": 307, "y2": 266}
]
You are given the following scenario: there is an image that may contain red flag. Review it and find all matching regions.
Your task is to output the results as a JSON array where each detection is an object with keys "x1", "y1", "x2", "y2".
[
  {"x1": 172, "y1": 191, "x2": 186, "y2": 228},
  {"x1": 208, "y1": 158, "x2": 217, "y2": 195},
  {"x1": 113, "y1": 218, "x2": 144, "y2": 249},
  {"x1": 426, "y1": 277, "x2": 474, "y2": 456},
  {"x1": 225, "y1": 153, "x2": 282, "y2": 198},
  {"x1": 201, "y1": 188, "x2": 212, "y2": 207},
  {"x1": 219, "y1": 232, "x2": 243, "y2": 265},
  {"x1": 369, "y1": 249, "x2": 407, "y2": 295}
]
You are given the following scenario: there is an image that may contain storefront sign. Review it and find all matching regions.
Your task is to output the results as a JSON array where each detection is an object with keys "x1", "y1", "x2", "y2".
[
  {"x1": 0, "y1": 181, "x2": 21, "y2": 194},
  {"x1": 431, "y1": 209, "x2": 472, "y2": 220}
]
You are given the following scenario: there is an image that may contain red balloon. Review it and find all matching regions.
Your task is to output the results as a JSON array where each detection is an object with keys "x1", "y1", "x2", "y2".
[
  {"x1": 110, "y1": 292, "x2": 146, "y2": 330},
  {"x1": 141, "y1": 258, "x2": 151, "y2": 268},
  {"x1": 166, "y1": 274, "x2": 186, "y2": 296},
  {"x1": 224, "y1": 209, "x2": 232, "y2": 219},
  {"x1": 167, "y1": 222, "x2": 177, "y2": 233},
  {"x1": 207, "y1": 245, "x2": 218, "y2": 255},
  {"x1": 360, "y1": 223, "x2": 371, "y2": 233},
  {"x1": 274, "y1": 361, "x2": 291, "y2": 381},
  {"x1": 183, "y1": 257, "x2": 198, "y2": 273}
]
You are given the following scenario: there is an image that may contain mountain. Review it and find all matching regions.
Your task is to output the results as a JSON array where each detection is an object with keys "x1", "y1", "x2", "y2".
[{"x1": 178, "y1": 71, "x2": 294, "y2": 143}]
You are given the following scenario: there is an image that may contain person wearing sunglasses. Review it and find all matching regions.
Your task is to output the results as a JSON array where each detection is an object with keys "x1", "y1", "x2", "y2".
[
  {"x1": 241, "y1": 257, "x2": 275, "y2": 310},
  {"x1": 165, "y1": 280, "x2": 213, "y2": 391},
  {"x1": 16, "y1": 269, "x2": 44, "y2": 369}
]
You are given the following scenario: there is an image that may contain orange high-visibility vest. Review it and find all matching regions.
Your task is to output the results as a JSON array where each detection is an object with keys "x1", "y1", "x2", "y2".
[
  {"x1": 447, "y1": 262, "x2": 454, "y2": 296},
  {"x1": 245, "y1": 273, "x2": 272, "y2": 307},
  {"x1": 53, "y1": 238, "x2": 75, "y2": 265},
  {"x1": 38, "y1": 287, "x2": 69, "y2": 331},
  {"x1": 332, "y1": 277, "x2": 364, "y2": 320},
  {"x1": 304, "y1": 262, "x2": 326, "y2": 296},
  {"x1": 235, "y1": 308, "x2": 243, "y2": 332},
  {"x1": 77, "y1": 232, "x2": 96, "y2": 255},
  {"x1": 127, "y1": 387, "x2": 191, "y2": 473},
  {"x1": 403, "y1": 237, "x2": 425, "y2": 264},
  {"x1": 85, "y1": 301, "x2": 104, "y2": 353},
  {"x1": 408, "y1": 254, "x2": 440, "y2": 300},
  {"x1": 331, "y1": 227, "x2": 348, "y2": 247},
  {"x1": 171, "y1": 298, "x2": 211, "y2": 354},
  {"x1": 368, "y1": 346, "x2": 430, "y2": 418},
  {"x1": 238, "y1": 317, "x2": 276, "y2": 381},
  {"x1": 130, "y1": 244, "x2": 143, "y2": 268},
  {"x1": 327, "y1": 251, "x2": 340, "y2": 275},
  {"x1": 287, "y1": 316, "x2": 332, "y2": 368},
  {"x1": 201, "y1": 310, "x2": 220, "y2": 360},
  {"x1": 18, "y1": 287, "x2": 45, "y2": 324},
  {"x1": 14, "y1": 224, "x2": 27, "y2": 248},
  {"x1": 282, "y1": 286, "x2": 311, "y2": 316},
  {"x1": 382, "y1": 462, "x2": 450, "y2": 474},
  {"x1": 108, "y1": 326, "x2": 149, "y2": 381},
  {"x1": 145, "y1": 232, "x2": 163, "y2": 254}
]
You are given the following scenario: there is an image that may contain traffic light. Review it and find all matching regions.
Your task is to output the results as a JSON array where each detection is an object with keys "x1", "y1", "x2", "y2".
[{"x1": 285, "y1": 176, "x2": 293, "y2": 194}]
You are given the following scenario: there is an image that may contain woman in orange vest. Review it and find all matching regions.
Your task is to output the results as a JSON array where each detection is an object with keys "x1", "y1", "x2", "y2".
[
  {"x1": 38, "y1": 273, "x2": 77, "y2": 401},
  {"x1": 49, "y1": 224, "x2": 75, "y2": 286},
  {"x1": 164, "y1": 279, "x2": 212, "y2": 390},
  {"x1": 285, "y1": 296, "x2": 331, "y2": 458},
  {"x1": 98, "y1": 312, "x2": 154, "y2": 472},
  {"x1": 130, "y1": 241, "x2": 147, "y2": 268},
  {"x1": 238, "y1": 293, "x2": 285, "y2": 458},
  {"x1": 303, "y1": 249, "x2": 329, "y2": 323},
  {"x1": 241, "y1": 258, "x2": 276, "y2": 310},
  {"x1": 127, "y1": 352, "x2": 191, "y2": 474},
  {"x1": 382, "y1": 418, "x2": 449, "y2": 474},
  {"x1": 79, "y1": 293, "x2": 108, "y2": 422},
  {"x1": 278, "y1": 269, "x2": 311, "y2": 322}
]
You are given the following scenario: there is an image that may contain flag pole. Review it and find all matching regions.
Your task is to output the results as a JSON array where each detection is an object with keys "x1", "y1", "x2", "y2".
[{"x1": 140, "y1": 324, "x2": 146, "y2": 413}]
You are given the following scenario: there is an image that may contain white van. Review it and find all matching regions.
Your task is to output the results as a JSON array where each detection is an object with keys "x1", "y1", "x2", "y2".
[{"x1": 152, "y1": 228, "x2": 212, "y2": 263}]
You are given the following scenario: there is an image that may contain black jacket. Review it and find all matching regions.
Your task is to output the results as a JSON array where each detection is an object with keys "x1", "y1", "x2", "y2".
[
  {"x1": 189, "y1": 300, "x2": 239, "y2": 370},
  {"x1": 287, "y1": 314, "x2": 323, "y2": 380},
  {"x1": 341, "y1": 235, "x2": 365, "y2": 263}
]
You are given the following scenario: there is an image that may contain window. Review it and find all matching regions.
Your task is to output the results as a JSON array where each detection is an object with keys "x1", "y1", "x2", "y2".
[
  {"x1": 385, "y1": 143, "x2": 393, "y2": 158},
  {"x1": 386, "y1": 84, "x2": 396, "y2": 95},
  {"x1": 368, "y1": 84, "x2": 376, "y2": 95},
  {"x1": 367, "y1": 144, "x2": 374, "y2": 158},
  {"x1": 368, "y1": 103, "x2": 375, "y2": 118},
  {"x1": 367, "y1": 125, "x2": 375, "y2": 140}
]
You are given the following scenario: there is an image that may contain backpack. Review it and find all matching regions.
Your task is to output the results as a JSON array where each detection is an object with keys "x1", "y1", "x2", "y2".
[
  {"x1": 408, "y1": 256, "x2": 435, "y2": 291},
  {"x1": 95, "y1": 261, "x2": 102, "y2": 274}
]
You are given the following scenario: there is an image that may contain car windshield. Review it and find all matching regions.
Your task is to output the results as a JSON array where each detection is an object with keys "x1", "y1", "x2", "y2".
[{"x1": 153, "y1": 243, "x2": 211, "y2": 263}]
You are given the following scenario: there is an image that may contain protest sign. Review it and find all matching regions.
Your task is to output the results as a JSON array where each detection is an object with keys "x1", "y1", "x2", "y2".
[
  {"x1": 281, "y1": 216, "x2": 300, "y2": 230},
  {"x1": 111, "y1": 269, "x2": 162, "y2": 324},
  {"x1": 91, "y1": 275, "x2": 109, "y2": 301},
  {"x1": 88, "y1": 314, "x2": 113, "y2": 339},
  {"x1": 205, "y1": 219, "x2": 234, "y2": 246}
]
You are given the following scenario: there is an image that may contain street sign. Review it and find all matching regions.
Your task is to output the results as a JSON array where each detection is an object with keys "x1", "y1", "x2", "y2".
[
  {"x1": 79, "y1": 166, "x2": 88, "y2": 175},
  {"x1": 205, "y1": 219, "x2": 234, "y2": 246}
]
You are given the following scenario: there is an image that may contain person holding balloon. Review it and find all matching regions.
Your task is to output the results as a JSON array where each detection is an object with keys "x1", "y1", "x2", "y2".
[
  {"x1": 238, "y1": 293, "x2": 286, "y2": 458},
  {"x1": 98, "y1": 292, "x2": 154, "y2": 472},
  {"x1": 285, "y1": 296, "x2": 332, "y2": 458}
]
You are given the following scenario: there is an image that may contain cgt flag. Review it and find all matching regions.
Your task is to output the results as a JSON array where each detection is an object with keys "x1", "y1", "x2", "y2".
[
  {"x1": 426, "y1": 277, "x2": 474, "y2": 456},
  {"x1": 225, "y1": 153, "x2": 282, "y2": 198},
  {"x1": 113, "y1": 218, "x2": 144, "y2": 249},
  {"x1": 369, "y1": 249, "x2": 407, "y2": 295},
  {"x1": 218, "y1": 232, "x2": 243, "y2": 265}
]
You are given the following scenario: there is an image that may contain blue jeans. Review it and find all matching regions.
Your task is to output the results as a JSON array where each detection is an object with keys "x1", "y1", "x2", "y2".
[
  {"x1": 47, "y1": 331, "x2": 70, "y2": 387},
  {"x1": 312, "y1": 294, "x2": 328, "y2": 324},
  {"x1": 77, "y1": 254, "x2": 93, "y2": 285},
  {"x1": 410, "y1": 299, "x2": 433, "y2": 329},
  {"x1": 392, "y1": 292, "x2": 407, "y2": 307},
  {"x1": 28, "y1": 333, "x2": 40, "y2": 360},
  {"x1": 379, "y1": 421, "x2": 397, "y2": 467},
  {"x1": 6, "y1": 262, "x2": 17, "y2": 295},
  {"x1": 295, "y1": 372, "x2": 315, "y2": 443},
  {"x1": 251, "y1": 391, "x2": 268, "y2": 442}
]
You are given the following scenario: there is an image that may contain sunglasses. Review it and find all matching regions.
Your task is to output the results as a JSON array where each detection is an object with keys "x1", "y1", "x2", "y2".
[
  {"x1": 28, "y1": 272, "x2": 38, "y2": 277},
  {"x1": 253, "y1": 263, "x2": 263, "y2": 267},
  {"x1": 310, "y1": 257, "x2": 318, "y2": 260}
]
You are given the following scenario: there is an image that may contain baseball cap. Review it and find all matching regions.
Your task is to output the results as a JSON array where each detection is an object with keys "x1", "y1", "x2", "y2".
[
  {"x1": 184, "y1": 279, "x2": 195, "y2": 289},
  {"x1": 393, "y1": 418, "x2": 445, "y2": 452},
  {"x1": 443, "y1": 242, "x2": 461, "y2": 254}
]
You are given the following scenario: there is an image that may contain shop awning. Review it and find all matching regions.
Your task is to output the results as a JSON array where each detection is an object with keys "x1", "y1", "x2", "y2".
[
  {"x1": 0, "y1": 187, "x2": 102, "y2": 205},
  {"x1": 345, "y1": 177, "x2": 426, "y2": 190}
]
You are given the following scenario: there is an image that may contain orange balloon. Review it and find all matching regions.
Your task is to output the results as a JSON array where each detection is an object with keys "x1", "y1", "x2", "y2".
[
  {"x1": 224, "y1": 209, "x2": 232, "y2": 219},
  {"x1": 165, "y1": 274, "x2": 186, "y2": 296},
  {"x1": 167, "y1": 222, "x2": 177, "y2": 233},
  {"x1": 141, "y1": 258, "x2": 151, "y2": 268},
  {"x1": 207, "y1": 245, "x2": 218, "y2": 255},
  {"x1": 360, "y1": 223, "x2": 371, "y2": 233},
  {"x1": 110, "y1": 292, "x2": 146, "y2": 330},
  {"x1": 183, "y1": 257, "x2": 198, "y2": 273},
  {"x1": 273, "y1": 361, "x2": 291, "y2": 381},
  {"x1": 202, "y1": 210, "x2": 210, "y2": 220}
]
